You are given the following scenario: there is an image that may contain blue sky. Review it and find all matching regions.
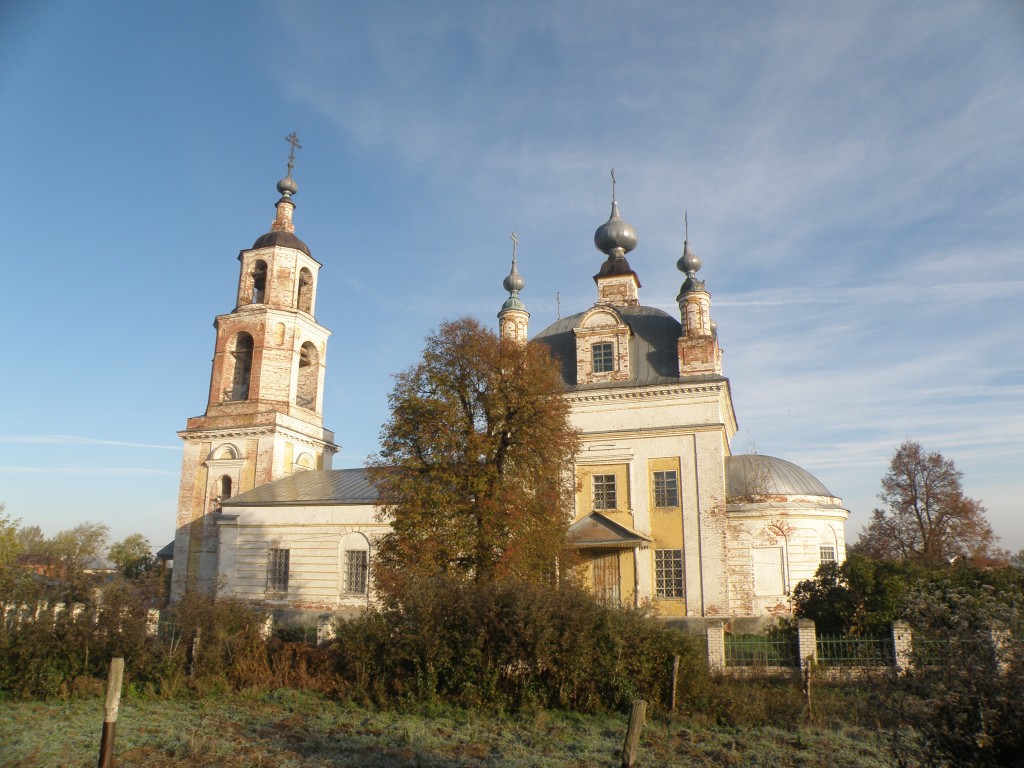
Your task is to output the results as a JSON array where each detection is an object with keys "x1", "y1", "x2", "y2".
[{"x1": 1, "y1": 0, "x2": 1022, "y2": 555}]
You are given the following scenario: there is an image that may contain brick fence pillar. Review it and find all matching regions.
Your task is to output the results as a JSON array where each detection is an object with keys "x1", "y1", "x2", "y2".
[
  {"x1": 892, "y1": 620, "x2": 913, "y2": 674},
  {"x1": 706, "y1": 620, "x2": 726, "y2": 671},
  {"x1": 797, "y1": 619, "x2": 817, "y2": 667}
]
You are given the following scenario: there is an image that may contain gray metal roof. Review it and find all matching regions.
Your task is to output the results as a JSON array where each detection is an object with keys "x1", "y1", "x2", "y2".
[
  {"x1": 251, "y1": 229, "x2": 311, "y2": 257},
  {"x1": 725, "y1": 454, "x2": 835, "y2": 498},
  {"x1": 221, "y1": 468, "x2": 377, "y2": 506},
  {"x1": 532, "y1": 304, "x2": 724, "y2": 390}
]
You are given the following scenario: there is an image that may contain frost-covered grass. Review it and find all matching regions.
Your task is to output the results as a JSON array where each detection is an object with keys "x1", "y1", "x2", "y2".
[{"x1": 2, "y1": 689, "x2": 896, "y2": 767}]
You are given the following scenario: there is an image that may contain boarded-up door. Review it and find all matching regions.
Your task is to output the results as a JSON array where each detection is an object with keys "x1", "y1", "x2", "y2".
[{"x1": 592, "y1": 551, "x2": 621, "y2": 604}]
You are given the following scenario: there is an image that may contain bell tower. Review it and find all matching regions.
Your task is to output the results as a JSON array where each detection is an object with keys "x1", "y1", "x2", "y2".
[{"x1": 171, "y1": 135, "x2": 338, "y2": 598}]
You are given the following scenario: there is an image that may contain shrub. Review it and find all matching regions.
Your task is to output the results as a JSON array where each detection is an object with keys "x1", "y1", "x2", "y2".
[
  {"x1": 883, "y1": 584, "x2": 1024, "y2": 767},
  {"x1": 332, "y1": 577, "x2": 704, "y2": 712}
]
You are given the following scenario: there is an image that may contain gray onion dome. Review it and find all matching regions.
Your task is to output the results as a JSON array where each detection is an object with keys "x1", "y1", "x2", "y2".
[
  {"x1": 501, "y1": 249, "x2": 526, "y2": 312},
  {"x1": 677, "y1": 239, "x2": 701, "y2": 276},
  {"x1": 676, "y1": 238, "x2": 706, "y2": 294},
  {"x1": 503, "y1": 258, "x2": 525, "y2": 294},
  {"x1": 594, "y1": 199, "x2": 638, "y2": 255},
  {"x1": 277, "y1": 172, "x2": 298, "y2": 198}
]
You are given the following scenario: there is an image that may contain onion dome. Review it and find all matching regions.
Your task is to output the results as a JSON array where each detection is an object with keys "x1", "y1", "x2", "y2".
[
  {"x1": 277, "y1": 172, "x2": 298, "y2": 198},
  {"x1": 676, "y1": 213, "x2": 706, "y2": 296},
  {"x1": 501, "y1": 233, "x2": 527, "y2": 312},
  {"x1": 594, "y1": 198, "x2": 638, "y2": 256},
  {"x1": 593, "y1": 169, "x2": 640, "y2": 282}
]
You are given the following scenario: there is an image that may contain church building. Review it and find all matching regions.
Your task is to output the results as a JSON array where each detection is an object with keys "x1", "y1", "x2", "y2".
[{"x1": 171, "y1": 150, "x2": 848, "y2": 619}]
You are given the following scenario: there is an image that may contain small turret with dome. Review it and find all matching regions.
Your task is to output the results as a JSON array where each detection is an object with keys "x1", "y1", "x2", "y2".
[
  {"x1": 498, "y1": 231, "x2": 529, "y2": 344},
  {"x1": 593, "y1": 169, "x2": 641, "y2": 305},
  {"x1": 674, "y1": 213, "x2": 722, "y2": 376}
]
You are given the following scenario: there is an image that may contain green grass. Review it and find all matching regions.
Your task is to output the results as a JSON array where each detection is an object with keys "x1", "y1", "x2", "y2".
[{"x1": 1, "y1": 689, "x2": 897, "y2": 767}]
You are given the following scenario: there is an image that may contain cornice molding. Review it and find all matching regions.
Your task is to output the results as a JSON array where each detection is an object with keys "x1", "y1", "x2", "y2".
[{"x1": 567, "y1": 380, "x2": 729, "y2": 405}]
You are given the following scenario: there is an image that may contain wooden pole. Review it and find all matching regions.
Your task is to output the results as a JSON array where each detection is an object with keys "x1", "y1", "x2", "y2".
[
  {"x1": 670, "y1": 654, "x2": 680, "y2": 713},
  {"x1": 621, "y1": 699, "x2": 647, "y2": 768},
  {"x1": 97, "y1": 657, "x2": 124, "y2": 768}
]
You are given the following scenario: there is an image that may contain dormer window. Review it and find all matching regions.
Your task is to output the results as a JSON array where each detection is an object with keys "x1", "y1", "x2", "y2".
[
  {"x1": 573, "y1": 307, "x2": 631, "y2": 385},
  {"x1": 592, "y1": 342, "x2": 615, "y2": 373}
]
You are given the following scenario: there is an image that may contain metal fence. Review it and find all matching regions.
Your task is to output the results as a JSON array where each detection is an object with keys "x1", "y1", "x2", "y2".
[
  {"x1": 816, "y1": 634, "x2": 894, "y2": 667},
  {"x1": 725, "y1": 633, "x2": 799, "y2": 667}
]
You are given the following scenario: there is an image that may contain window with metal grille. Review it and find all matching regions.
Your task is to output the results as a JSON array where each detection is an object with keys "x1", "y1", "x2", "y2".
[
  {"x1": 819, "y1": 545, "x2": 836, "y2": 564},
  {"x1": 267, "y1": 548, "x2": 289, "y2": 593},
  {"x1": 655, "y1": 549, "x2": 684, "y2": 598},
  {"x1": 592, "y1": 342, "x2": 615, "y2": 373},
  {"x1": 653, "y1": 470, "x2": 679, "y2": 507},
  {"x1": 345, "y1": 550, "x2": 368, "y2": 595},
  {"x1": 593, "y1": 474, "x2": 617, "y2": 509}
]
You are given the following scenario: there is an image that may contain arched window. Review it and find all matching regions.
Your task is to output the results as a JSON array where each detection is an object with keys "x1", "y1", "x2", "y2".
[
  {"x1": 296, "y1": 341, "x2": 318, "y2": 409},
  {"x1": 219, "y1": 475, "x2": 233, "y2": 500},
  {"x1": 251, "y1": 260, "x2": 268, "y2": 304},
  {"x1": 231, "y1": 333, "x2": 254, "y2": 400},
  {"x1": 297, "y1": 268, "x2": 313, "y2": 313}
]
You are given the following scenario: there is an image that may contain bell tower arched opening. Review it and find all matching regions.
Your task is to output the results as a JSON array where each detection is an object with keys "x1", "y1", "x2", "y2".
[
  {"x1": 297, "y1": 268, "x2": 313, "y2": 313},
  {"x1": 296, "y1": 341, "x2": 319, "y2": 409},
  {"x1": 229, "y1": 333, "x2": 254, "y2": 401}
]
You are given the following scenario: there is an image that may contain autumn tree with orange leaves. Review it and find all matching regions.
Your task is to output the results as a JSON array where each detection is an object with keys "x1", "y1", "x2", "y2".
[
  {"x1": 369, "y1": 318, "x2": 579, "y2": 598},
  {"x1": 856, "y1": 441, "x2": 1005, "y2": 566}
]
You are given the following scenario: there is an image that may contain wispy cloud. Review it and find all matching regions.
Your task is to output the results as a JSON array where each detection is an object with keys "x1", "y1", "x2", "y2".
[
  {"x1": 0, "y1": 466, "x2": 178, "y2": 476},
  {"x1": 0, "y1": 435, "x2": 179, "y2": 451}
]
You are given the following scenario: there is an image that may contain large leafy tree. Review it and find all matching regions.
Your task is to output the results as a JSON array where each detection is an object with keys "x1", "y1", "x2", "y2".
[
  {"x1": 370, "y1": 317, "x2": 580, "y2": 597},
  {"x1": 857, "y1": 441, "x2": 1003, "y2": 566},
  {"x1": 108, "y1": 533, "x2": 155, "y2": 579}
]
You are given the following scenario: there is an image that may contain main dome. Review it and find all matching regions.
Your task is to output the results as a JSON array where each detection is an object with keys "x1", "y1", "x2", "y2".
[{"x1": 725, "y1": 454, "x2": 835, "y2": 498}]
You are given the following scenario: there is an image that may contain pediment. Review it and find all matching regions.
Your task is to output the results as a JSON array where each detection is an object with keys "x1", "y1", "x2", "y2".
[{"x1": 568, "y1": 512, "x2": 651, "y2": 549}]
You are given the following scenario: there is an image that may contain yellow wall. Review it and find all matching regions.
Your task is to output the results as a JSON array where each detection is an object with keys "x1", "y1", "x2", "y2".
[{"x1": 647, "y1": 457, "x2": 686, "y2": 615}]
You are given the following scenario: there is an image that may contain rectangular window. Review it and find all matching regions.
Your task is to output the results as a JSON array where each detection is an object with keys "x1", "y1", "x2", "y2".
[
  {"x1": 819, "y1": 545, "x2": 836, "y2": 564},
  {"x1": 267, "y1": 548, "x2": 289, "y2": 593},
  {"x1": 593, "y1": 474, "x2": 617, "y2": 509},
  {"x1": 653, "y1": 470, "x2": 679, "y2": 508},
  {"x1": 592, "y1": 342, "x2": 615, "y2": 373},
  {"x1": 345, "y1": 550, "x2": 368, "y2": 595},
  {"x1": 655, "y1": 549, "x2": 684, "y2": 598}
]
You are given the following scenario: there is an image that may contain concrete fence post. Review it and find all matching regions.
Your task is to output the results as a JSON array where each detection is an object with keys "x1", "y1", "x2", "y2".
[
  {"x1": 146, "y1": 608, "x2": 161, "y2": 637},
  {"x1": 892, "y1": 620, "x2": 913, "y2": 674},
  {"x1": 316, "y1": 615, "x2": 337, "y2": 646},
  {"x1": 991, "y1": 627, "x2": 1010, "y2": 674},
  {"x1": 259, "y1": 614, "x2": 274, "y2": 640},
  {"x1": 706, "y1": 620, "x2": 726, "y2": 671},
  {"x1": 797, "y1": 619, "x2": 817, "y2": 667}
]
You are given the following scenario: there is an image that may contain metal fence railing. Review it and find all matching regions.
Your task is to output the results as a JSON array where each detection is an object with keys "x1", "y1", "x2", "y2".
[
  {"x1": 816, "y1": 634, "x2": 894, "y2": 667},
  {"x1": 725, "y1": 633, "x2": 799, "y2": 667}
]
